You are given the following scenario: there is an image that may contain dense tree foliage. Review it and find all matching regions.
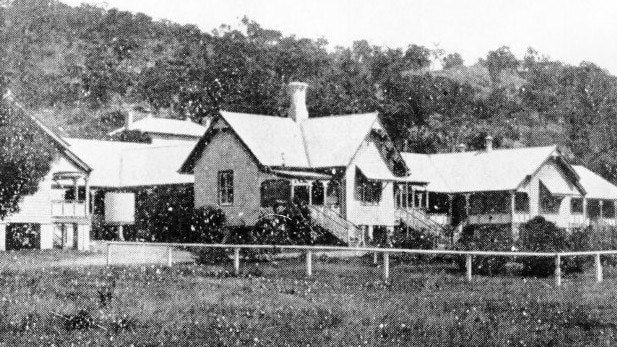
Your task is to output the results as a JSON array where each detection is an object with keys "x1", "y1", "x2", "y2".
[
  {"x1": 0, "y1": 93, "x2": 55, "y2": 219},
  {"x1": 2, "y1": 0, "x2": 617, "y2": 184}
]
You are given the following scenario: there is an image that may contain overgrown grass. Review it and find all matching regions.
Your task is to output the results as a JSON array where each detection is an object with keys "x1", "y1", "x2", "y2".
[{"x1": 1, "y1": 252, "x2": 617, "y2": 345}]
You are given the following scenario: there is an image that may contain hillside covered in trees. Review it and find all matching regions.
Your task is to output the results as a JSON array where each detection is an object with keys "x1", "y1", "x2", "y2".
[{"x1": 2, "y1": 0, "x2": 617, "y2": 182}]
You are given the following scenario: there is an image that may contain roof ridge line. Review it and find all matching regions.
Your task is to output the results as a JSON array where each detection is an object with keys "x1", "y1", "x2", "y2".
[{"x1": 299, "y1": 121, "x2": 312, "y2": 167}]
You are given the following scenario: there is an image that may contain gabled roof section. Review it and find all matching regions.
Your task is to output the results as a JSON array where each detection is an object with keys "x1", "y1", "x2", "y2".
[
  {"x1": 402, "y1": 145, "x2": 566, "y2": 193},
  {"x1": 2, "y1": 92, "x2": 91, "y2": 173},
  {"x1": 300, "y1": 113, "x2": 379, "y2": 167},
  {"x1": 108, "y1": 115, "x2": 208, "y2": 138},
  {"x1": 65, "y1": 138, "x2": 193, "y2": 188},
  {"x1": 220, "y1": 111, "x2": 309, "y2": 167},
  {"x1": 573, "y1": 165, "x2": 617, "y2": 200},
  {"x1": 180, "y1": 111, "x2": 382, "y2": 173}
]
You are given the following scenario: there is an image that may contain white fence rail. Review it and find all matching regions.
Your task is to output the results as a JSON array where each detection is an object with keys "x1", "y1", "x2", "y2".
[{"x1": 105, "y1": 241, "x2": 617, "y2": 287}]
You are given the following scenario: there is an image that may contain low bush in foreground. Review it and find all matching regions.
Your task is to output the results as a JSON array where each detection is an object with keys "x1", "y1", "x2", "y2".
[{"x1": 454, "y1": 224, "x2": 513, "y2": 275}]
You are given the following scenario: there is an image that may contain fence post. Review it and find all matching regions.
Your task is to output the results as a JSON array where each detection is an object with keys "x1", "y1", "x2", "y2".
[
  {"x1": 106, "y1": 243, "x2": 111, "y2": 266},
  {"x1": 373, "y1": 252, "x2": 378, "y2": 265},
  {"x1": 555, "y1": 254, "x2": 562, "y2": 287},
  {"x1": 383, "y1": 252, "x2": 390, "y2": 282},
  {"x1": 306, "y1": 250, "x2": 313, "y2": 277},
  {"x1": 167, "y1": 247, "x2": 173, "y2": 267},
  {"x1": 465, "y1": 254, "x2": 472, "y2": 282},
  {"x1": 595, "y1": 253, "x2": 603, "y2": 283},
  {"x1": 233, "y1": 248, "x2": 240, "y2": 276}
]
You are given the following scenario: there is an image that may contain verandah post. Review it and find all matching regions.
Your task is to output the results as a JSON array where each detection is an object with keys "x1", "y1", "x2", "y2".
[
  {"x1": 233, "y1": 247, "x2": 240, "y2": 276},
  {"x1": 555, "y1": 254, "x2": 562, "y2": 286},
  {"x1": 106, "y1": 243, "x2": 111, "y2": 266},
  {"x1": 383, "y1": 252, "x2": 390, "y2": 282},
  {"x1": 167, "y1": 247, "x2": 173, "y2": 267},
  {"x1": 595, "y1": 253, "x2": 603, "y2": 283},
  {"x1": 465, "y1": 254, "x2": 472, "y2": 282},
  {"x1": 306, "y1": 250, "x2": 313, "y2": 277}
]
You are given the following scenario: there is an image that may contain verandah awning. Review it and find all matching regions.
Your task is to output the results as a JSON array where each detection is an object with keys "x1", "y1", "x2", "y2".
[{"x1": 271, "y1": 169, "x2": 333, "y2": 180}]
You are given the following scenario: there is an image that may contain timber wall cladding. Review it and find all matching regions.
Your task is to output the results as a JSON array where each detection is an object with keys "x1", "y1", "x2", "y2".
[
  {"x1": 4, "y1": 154, "x2": 80, "y2": 224},
  {"x1": 194, "y1": 131, "x2": 276, "y2": 226},
  {"x1": 345, "y1": 138, "x2": 396, "y2": 227}
]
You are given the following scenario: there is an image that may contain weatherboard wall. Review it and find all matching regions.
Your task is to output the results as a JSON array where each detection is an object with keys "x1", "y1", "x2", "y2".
[
  {"x1": 193, "y1": 130, "x2": 277, "y2": 226},
  {"x1": 344, "y1": 137, "x2": 396, "y2": 227},
  {"x1": 3, "y1": 155, "x2": 83, "y2": 225}
]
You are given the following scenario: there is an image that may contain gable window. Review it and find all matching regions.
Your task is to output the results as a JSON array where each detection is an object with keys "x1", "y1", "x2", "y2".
[
  {"x1": 218, "y1": 170, "x2": 234, "y2": 206},
  {"x1": 539, "y1": 182, "x2": 562, "y2": 214},
  {"x1": 570, "y1": 198, "x2": 584, "y2": 214},
  {"x1": 355, "y1": 168, "x2": 381, "y2": 205}
]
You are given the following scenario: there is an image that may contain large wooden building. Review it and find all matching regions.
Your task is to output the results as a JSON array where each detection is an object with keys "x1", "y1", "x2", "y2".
[{"x1": 181, "y1": 82, "x2": 617, "y2": 245}]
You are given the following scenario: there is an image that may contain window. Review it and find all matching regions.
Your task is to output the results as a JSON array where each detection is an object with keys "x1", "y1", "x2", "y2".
[
  {"x1": 326, "y1": 181, "x2": 341, "y2": 206},
  {"x1": 515, "y1": 192, "x2": 530, "y2": 213},
  {"x1": 355, "y1": 169, "x2": 381, "y2": 204},
  {"x1": 571, "y1": 198, "x2": 584, "y2": 214},
  {"x1": 539, "y1": 182, "x2": 562, "y2": 214},
  {"x1": 260, "y1": 179, "x2": 290, "y2": 207},
  {"x1": 218, "y1": 170, "x2": 234, "y2": 205}
]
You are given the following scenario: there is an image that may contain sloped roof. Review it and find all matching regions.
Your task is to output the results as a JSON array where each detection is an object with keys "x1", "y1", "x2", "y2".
[
  {"x1": 182, "y1": 111, "x2": 381, "y2": 173},
  {"x1": 108, "y1": 116, "x2": 208, "y2": 138},
  {"x1": 402, "y1": 146, "x2": 564, "y2": 193},
  {"x1": 573, "y1": 165, "x2": 617, "y2": 200},
  {"x1": 65, "y1": 138, "x2": 193, "y2": 188}
]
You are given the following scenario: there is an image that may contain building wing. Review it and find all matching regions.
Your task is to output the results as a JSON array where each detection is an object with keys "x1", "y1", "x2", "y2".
[
  {"x1": 65, "y1": 138, "x2": 193, "y2": 188},
  {"x1": 402, "y1": 146, "x2": 575, "y2": 193},
  {"x1": 573, "y1": 165, "x2": 617, "y2": 200}
]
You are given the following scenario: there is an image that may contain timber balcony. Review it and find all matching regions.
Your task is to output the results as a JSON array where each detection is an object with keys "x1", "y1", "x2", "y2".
[{"x1": 51, "y1": 200, "x2": 88, "y2": 218}]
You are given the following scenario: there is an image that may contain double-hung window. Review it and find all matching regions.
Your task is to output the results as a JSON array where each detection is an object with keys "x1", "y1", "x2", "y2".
[{"x1": 218, "y1": 170, "x2": 234, "y2": 206}]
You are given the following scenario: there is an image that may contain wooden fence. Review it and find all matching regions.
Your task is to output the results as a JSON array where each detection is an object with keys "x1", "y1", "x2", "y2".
[{"x1": 105, "y1": 241, "x2": 617, "y2": 287}]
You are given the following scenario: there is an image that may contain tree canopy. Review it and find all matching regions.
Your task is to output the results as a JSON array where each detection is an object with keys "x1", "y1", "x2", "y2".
[{"x1": 2, "y1": 0, "x2": 617, "y2": 184}]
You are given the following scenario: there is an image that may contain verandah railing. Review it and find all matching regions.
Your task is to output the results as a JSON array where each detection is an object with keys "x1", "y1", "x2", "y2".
[{"x1": 105, "y1": 241, "x2": 617, "y2": 287}]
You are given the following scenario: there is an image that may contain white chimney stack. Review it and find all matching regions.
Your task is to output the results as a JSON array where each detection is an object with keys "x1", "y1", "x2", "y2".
[
  {"x1": 125, "y1": 110, "x2": 135, "y2": 130},
  {"x1": 485, "y1": 135, "x2": 494, "y2": 152},
  {"x1": 287, "y1": 82, "x2": 309, "y2": 123}
]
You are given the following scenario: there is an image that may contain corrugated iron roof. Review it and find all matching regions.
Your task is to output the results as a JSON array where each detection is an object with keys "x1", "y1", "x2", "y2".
[
  {"x1": 402, "y1": 146, "x2": 561, "y2": 193},
  {"x1": 108, "y1": 116, "x2": 208, "y2": 138},
  {"x1": 65, "y1": 138, "x2": 193, "y2": 188},
  {"x1": 573, "y1": 165, "x2": 617, "y2": 200},
  {"x1": 219, "y1": 111, "x2": 379, "y2": 168}
]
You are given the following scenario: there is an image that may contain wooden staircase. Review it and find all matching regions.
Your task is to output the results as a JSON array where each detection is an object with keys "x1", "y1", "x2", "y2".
[
  {"x1": 395, "y1": 208, "x2": 452, "y2": 244},
  {"x1": 308, "y1": 205, "x2": 364, "y2": 247}
]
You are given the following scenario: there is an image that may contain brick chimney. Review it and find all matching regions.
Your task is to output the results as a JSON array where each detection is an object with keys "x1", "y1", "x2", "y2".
[
  {"x1": 485, "y1": 135, "x2": 493, "y2": 152},
  {"x1": 287, "y1": 82, "x2": 309, "y2": 123}
]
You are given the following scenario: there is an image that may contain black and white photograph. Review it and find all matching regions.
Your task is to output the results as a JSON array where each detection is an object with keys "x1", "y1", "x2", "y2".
[{"x1": 1, "y1": 0, "x2": 617, "y2": 345}]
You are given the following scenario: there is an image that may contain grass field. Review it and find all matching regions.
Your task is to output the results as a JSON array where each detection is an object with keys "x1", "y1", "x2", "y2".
[{"x1": 1, "y1": 250, "x2": 617, "y2": 346}]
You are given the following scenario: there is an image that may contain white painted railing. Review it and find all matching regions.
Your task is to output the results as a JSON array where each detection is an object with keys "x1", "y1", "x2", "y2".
[
  {"x1": 105, "y1": 241, "x2": 617, "y2": 287},
  {"x1": 51, "y1": 200, "x2": 87, "y2": 217}
]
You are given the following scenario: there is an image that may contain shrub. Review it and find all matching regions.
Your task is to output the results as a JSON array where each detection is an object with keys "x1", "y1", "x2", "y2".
[
  {"x1": 454, "y1": 224, "x2": 513, "y2": 275},
  {"x1": 391, "y1": 223, "x2": 438, "y2": 261},
  {"x1": 191, "y1": 206, "x2": 229, "y2": 264},
  {"x1": 518, "y1": 217, "x2": 568, "y2": 276},
  {"x1": 391, "y1": 223, "x2": 438, "y2": 249}
]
